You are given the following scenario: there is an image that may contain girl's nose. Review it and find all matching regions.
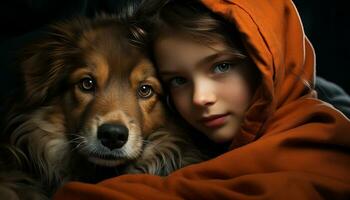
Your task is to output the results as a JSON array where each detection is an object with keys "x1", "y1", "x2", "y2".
[{"x1": 192, "y1": 80, "x2": 216, "y2": 107}]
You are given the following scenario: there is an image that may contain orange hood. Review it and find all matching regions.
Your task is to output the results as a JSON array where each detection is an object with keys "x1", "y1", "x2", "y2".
[{"x1": 201, "y1": 0, "x2": 317, "y2": 147}]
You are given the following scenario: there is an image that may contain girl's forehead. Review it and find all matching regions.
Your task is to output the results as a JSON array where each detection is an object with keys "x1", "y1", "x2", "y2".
[
  {"x1": 154, "y1": 34, "x2": 244, "y2": 74},
  {"x1": 155, "y1": 33, "x2": 231, "y2": 56},
  {"x1": 155, "y1": 34, "x2": 221, "y2": 60},
  {"x1": 155, "y1": 30, "x2": 244, "y2": 55}
]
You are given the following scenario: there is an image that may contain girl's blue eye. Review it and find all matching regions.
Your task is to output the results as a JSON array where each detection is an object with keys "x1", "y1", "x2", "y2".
[
  {"x1": 169, "y1": 77, "x2": 187, "y2": 87},
  {"x1": 213, "y1": 63, "x2": 232, "y2": 73}
]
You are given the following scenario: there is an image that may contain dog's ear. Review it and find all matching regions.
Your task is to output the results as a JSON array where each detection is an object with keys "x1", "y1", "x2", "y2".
[
  {"x1": 20, "y1": 41, "x2": 65, "y2": 106},
  {"x1": 19, "y1": 20, "x2": 83, "y2": 106},
  {"x1": 19, "y1": 18, "x2": 93, "y2": 106}
]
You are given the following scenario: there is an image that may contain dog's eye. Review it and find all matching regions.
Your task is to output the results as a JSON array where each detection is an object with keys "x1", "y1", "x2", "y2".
[
  {"x1": 79, "y1": 77, "x2": 95, "y2": 92},
  {"x1": 138, "y1": 84, "x2": 154, "y2": 98}
]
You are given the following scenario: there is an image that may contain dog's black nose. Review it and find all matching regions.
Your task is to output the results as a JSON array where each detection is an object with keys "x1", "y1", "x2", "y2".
[{"x1": 97, "y1": 123, "x2": 129, "y2": 150}]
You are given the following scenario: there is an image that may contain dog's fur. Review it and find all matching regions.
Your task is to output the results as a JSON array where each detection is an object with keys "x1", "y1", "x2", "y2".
[{"x1": 0, "y1": 15, "x2": 205, "y2": 199}]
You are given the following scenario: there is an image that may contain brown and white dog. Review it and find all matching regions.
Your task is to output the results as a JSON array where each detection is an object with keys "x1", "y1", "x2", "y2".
[{"x1": 0, "y1": 15, "x2": 204, "y2": 199}]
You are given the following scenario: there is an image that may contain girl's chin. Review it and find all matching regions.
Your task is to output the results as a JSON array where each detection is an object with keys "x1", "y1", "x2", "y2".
[{"x1": 206, "y1": 131, "x2": 235, "y2": 144}]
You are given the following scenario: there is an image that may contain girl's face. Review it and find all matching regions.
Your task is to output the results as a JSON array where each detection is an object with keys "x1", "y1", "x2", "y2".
[{"x1": 154, "y1": 33, "x2": 256, "y2": 143}]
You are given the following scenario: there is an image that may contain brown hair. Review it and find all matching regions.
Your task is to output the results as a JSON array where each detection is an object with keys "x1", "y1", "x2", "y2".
[{"x1": 139, "y1": 0, "x2": 244, "y2": 53}]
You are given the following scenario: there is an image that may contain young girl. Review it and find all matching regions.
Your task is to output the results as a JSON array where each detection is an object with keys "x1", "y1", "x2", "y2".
[{"x1": 54, "y1": 0, "x2": 350, "y2": 199}]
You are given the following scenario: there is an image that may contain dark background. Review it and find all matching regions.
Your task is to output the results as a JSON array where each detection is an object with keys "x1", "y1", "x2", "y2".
[
  {"x1": 0, "y1": 0, "x2": 349, "y2": 105},
  {"x1": 293, "y1": 0, "x2": 349, "y2": 94}
]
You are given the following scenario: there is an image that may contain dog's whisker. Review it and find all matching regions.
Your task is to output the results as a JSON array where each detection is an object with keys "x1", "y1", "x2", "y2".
[
  {"x1": 68, "y1": 133, "x2": 86, "y2": 139},
  {"x1": 72, "y1": 140, "x2": 87, "y2": 152},
  {"x1": 67, "y1": 135, "x2": 88, "y2": 153},
  {"x1": 78, "y1": 141, "x2": 92, "y2": 152},
  {"x1": 69, "y1": 137, "x2": 86, "y2": 143},
  {"x1": 66, "y1": 134, "x2": 85, "y2": 142}
]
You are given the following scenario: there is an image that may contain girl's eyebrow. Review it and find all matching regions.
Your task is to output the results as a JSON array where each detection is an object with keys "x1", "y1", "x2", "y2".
[
  {"x1": 198, "y1": 50, "x2": 246, "y2": 67},
  {"x1": 158, "y1": 70, "x2": 178, "y2": 76},
  {"x1": 158, "y1": 64, "x2": 187, "y2": 76},
  {"x1": 159, "y1": 50, "x2": 246, "y2": 76}
]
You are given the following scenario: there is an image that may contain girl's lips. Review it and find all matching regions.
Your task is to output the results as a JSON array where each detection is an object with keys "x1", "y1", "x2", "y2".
[{"x1": 199, "y1": 113, "x2": 229, "y2": 128}]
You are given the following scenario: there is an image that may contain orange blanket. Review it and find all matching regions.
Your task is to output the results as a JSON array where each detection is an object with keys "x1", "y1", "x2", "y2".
[{"x1": 53, "y1": 0, "x2": 350, "y2": 199}]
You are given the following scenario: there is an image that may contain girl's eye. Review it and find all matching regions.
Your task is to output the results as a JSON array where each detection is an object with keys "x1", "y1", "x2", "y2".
[
  {"x1": 138, "y1": 84, "x2": 154, "y2": 98},
  {"x1": 213, "y1": 63, "x2": 232, "y2": 74},
  {"x1": 79, "y1": 77, "x2": 96, "y2": 92},
  {"x1": 169, "y1": 77, "x2": 187, "y2": 87}
]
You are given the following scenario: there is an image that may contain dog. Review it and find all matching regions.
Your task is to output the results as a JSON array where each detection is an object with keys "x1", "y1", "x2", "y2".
[{"x1": 0, "y1": 14, "x2": 205, "y2": 199}]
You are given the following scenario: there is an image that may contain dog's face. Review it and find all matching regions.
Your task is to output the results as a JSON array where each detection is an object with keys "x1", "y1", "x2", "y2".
[{"x1": 20, "y1": 18, "x2": 166, "y2": 167}]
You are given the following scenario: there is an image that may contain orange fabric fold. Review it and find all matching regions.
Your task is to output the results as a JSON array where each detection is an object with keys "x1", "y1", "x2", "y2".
[{"x1": 53, "y1": 0, "x2": 350, "y2": 199}]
